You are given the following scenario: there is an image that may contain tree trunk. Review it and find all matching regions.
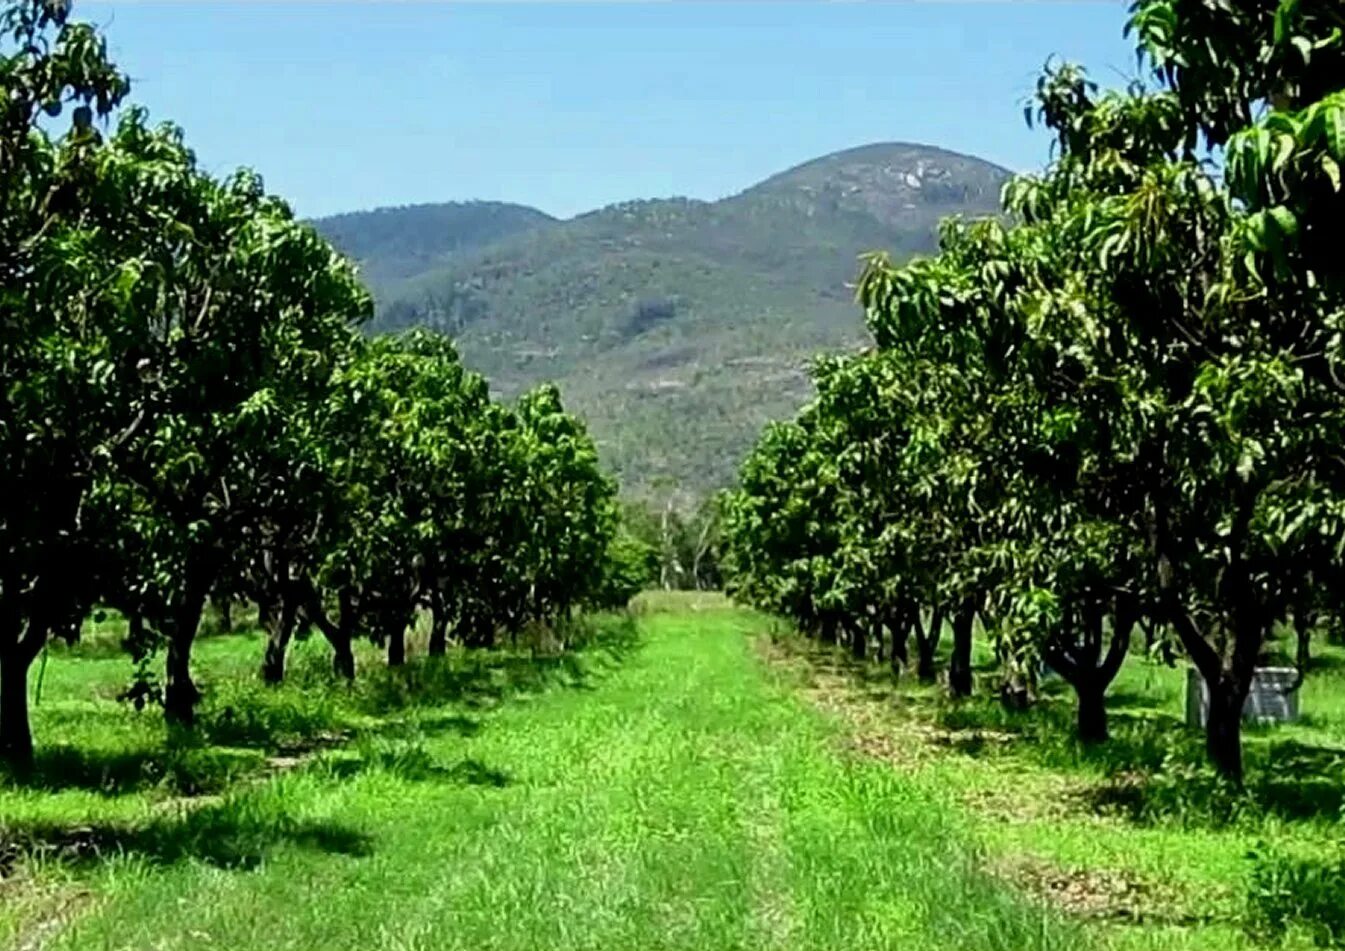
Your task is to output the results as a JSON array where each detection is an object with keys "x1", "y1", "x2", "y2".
[
  {"x1": 164, "y1": 580, "x2": 209, "y2": 726},
  {"x1": 912, "y1": 606, "x2": 943, "y2": 683},
  {"x1": 948, "y1": 604, "x2": 975, "y2": 698},
  {"x1": 127, "y1": 612, "x2": 145, "y2": 649},
  {"x1": 256, "y1": 595, "x2": 274, "y2": 636},
  {"x1": 999, "y1": 668, "x2": 1033, "y2": 711},
  {"x1": 888, "y1": 612, "x2": 909, "y2": 675},
  {"x1": 302, "y1": 584, "x2": 357, "y2": 682},
  {"x1": 261, "y1": 592, "x2": 298, "y2": 684},
  {"x1": 387, "y1": 625, "x2": 406, "y2": 667},
  {"x1": 215, "y1": 597, "x2": 234, "y2": 634},
  {"x1": 332, "y1": 638, "x2": 355, "y2": 680},
  {"x1": 1290, "y1": 609, "x2": 1314, "y2": 688},
  {"x1": 0, "y1": 648, "x2": 34, "y2": 770},
  {"x1": 848, "y1": 621, "x2": 866, "y2": 660},
  {"x1": 428, "y1": 596, "x2": 449, "y2": 657},
  {"x1": 692, "y1": 517, "x2": 713, "y2": 591},
  {"x1": 915, "y1": 638, "x2": 936, "y2": 682},
  {"x1": 1205, "y1": 679, "x2": 1245, "y2": 784},
  {"x1": 1076, "y1": 678, "x2": 1108, "y2": 743},
  {"x1": 164, "y1": 632, "x2": 200, "y2": 726},
  {"x1": 334, "y1": 589, "x2": 357, "y2": 680}
]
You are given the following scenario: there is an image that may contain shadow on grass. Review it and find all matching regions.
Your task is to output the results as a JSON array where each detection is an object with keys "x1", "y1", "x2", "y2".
[
  {"x1": 1244, "y1": 842, "x2": 1345, "y2": 946},
  {"x1": 0, "y1": 617, "x2": 636, "y2": 881},
  {"x1": 7, "y1": 613, "x2": 638, "y2": 799},
  {"x1": 350, "y1": 615, "x2": 641, "y2": 718},
  {"x1": 1, "y1": 743, "x2": 264, "y2": 798},
  {"x1": 319, "y1": 752, "x2": 510, "y2": 788},
  {"x1": 1296, "y1": 651, "x2": 1345, "y2": 675},
  {"x1": 1, "y1": 743, "x2": 507, "y2": 876},
  {"x1": 1102, "y1": 685, "x2": 1178, "y2": 712},
  {"x1": 939, "y1": 694, "x2": 1345, "y2": 827},
  {"x1": 769, "y1": 630, "x2": 1345, "y2": 829},
  {"x1": 0, "y1": 796, "x2": 372, "y2": 874}
]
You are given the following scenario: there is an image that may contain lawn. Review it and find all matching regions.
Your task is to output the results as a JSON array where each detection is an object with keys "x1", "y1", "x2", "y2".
[{"x1": 2, "y1": 594, "x2": 1078, "y2": 951}]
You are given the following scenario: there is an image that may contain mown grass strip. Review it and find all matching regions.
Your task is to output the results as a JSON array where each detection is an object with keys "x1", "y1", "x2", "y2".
[{"x1": 5, "y1": 599, "x2": 1077, "y2": 951}]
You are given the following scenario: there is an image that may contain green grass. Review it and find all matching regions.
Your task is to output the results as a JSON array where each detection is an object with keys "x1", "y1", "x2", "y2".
[
  {"x1": 760, "y1": 622, "x2": 1345, "y2": 951},
  {"x1": 11, "y1": 598, "x2": 1339, "y2": 950},
  {"x1": 3, "y1": 596, "x2": 1079, "y2": 951}
]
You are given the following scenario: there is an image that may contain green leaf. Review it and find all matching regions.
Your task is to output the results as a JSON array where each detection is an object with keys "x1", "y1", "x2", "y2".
[
  {"x1": 1244, "y1": 212, "x2": 1269, "y2": 252},
  {"x1": 1268, "y1": 205, "x2": 1299, "y2": 240},
  {"x1": 1274, "y1": 0, "x2": 1300, "y2": 45},
  {"x1": 1272, "y1": 132, "x2": 1296, "y2": 174},
  {"x1": 1322, "y1": 154, "x2": 1342, "y2": 192},
  {"x1": 1275, "y1": 0, "x2": 1296, "y2": 43},
  {"x1": 1326, "y1": 105, "x2": 1345, "y2": 161}
]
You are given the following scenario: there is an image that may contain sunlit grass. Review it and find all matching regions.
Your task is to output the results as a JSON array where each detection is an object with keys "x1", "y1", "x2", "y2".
[
  {"x1": 759, "y1": 618, "x2": 1345, "y2": 951},
  {"x1": 2, "y1": 597, "x2": 1077, "y2": 951}
]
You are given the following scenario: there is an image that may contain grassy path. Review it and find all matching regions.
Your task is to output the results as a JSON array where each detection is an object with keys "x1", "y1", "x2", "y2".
[{"x1": 12, "y1": 599, "x2": 1077, "y2": 951}]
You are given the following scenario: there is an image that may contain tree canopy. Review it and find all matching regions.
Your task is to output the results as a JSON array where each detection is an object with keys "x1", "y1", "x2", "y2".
[
  {"x1": 723, "y1": 0, "x2": 1345, "y2": 784},
  {"x1": 0, "y1": 0, "x2": 633, "y2": 768}
]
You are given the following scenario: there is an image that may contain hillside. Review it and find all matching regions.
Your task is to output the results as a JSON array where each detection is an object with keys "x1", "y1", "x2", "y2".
[
  {"x1": 312, "y1": 200, "x2": 555, "y2": 289},
  {"x1": 323, "y1": 143, "x2": 1010, "y2": 496}
]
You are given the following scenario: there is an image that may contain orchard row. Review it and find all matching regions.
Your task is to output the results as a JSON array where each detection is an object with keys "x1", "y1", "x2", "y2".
[
  {"x1": 0, "y1": 2, "x2": 640, "y2": 767},
  {"x1": 722, "y1": 0, "x2": 1345, "y2": 784}
]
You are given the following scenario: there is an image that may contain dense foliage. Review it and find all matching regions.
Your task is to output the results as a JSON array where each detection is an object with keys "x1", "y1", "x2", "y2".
[
  {"x1": 724, "y1": 0, "x2": 1345, "y2": 783},
  {"x1": 0, "y1": 0, "x2": 629, "y2": 767}
]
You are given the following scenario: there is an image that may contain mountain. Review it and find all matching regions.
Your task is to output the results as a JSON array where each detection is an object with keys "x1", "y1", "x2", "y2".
[
  {"x1": 311, "y1": 201, "x2": 555, "y2": 289},
  {"x1": 321, "y1": 143, "x2": 1011, "y2": 497}
]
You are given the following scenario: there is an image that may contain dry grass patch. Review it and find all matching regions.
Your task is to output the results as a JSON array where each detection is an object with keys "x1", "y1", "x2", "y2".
[{"x1": 987, "y1": 853, "x2": 1204, "y2": 926}]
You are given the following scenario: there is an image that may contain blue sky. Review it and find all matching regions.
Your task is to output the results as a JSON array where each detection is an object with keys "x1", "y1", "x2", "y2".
[{"x1": 81, "y1": 2, "x2": 1137, "y2": 220}]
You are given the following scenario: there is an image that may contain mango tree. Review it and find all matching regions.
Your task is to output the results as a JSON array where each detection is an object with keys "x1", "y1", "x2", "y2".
[
  {"x1": 92, "y1": 114, "x2": 369, "y2": 723},
  {"x1": 0, "y1": 0, "x2": 129, "y2": 766}
]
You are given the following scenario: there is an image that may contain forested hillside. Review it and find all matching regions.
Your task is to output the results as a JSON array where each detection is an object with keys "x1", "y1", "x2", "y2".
[
  {"x1": 315, "y1": 144, "x2": 1010, "y2": 496},
  {"x1": 311, "y1": 201, "x2": 555, "y2": 289}
]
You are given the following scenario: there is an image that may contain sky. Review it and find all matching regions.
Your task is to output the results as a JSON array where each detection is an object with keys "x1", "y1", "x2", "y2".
[{"x1": 80, "y1": 2, "x2": 1139, "y2": 221}]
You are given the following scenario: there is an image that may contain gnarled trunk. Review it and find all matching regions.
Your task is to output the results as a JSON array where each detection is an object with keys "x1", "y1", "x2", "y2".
[
  {"x1": 1044, "y1": 601, "x2": 1131, "y2": 743},
  {"x1": 301, "y1": 583, "x2": 358, "y2": 682},
  {"x1": 387, "y1": 625, "x2": 406, "y2": 667}
]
